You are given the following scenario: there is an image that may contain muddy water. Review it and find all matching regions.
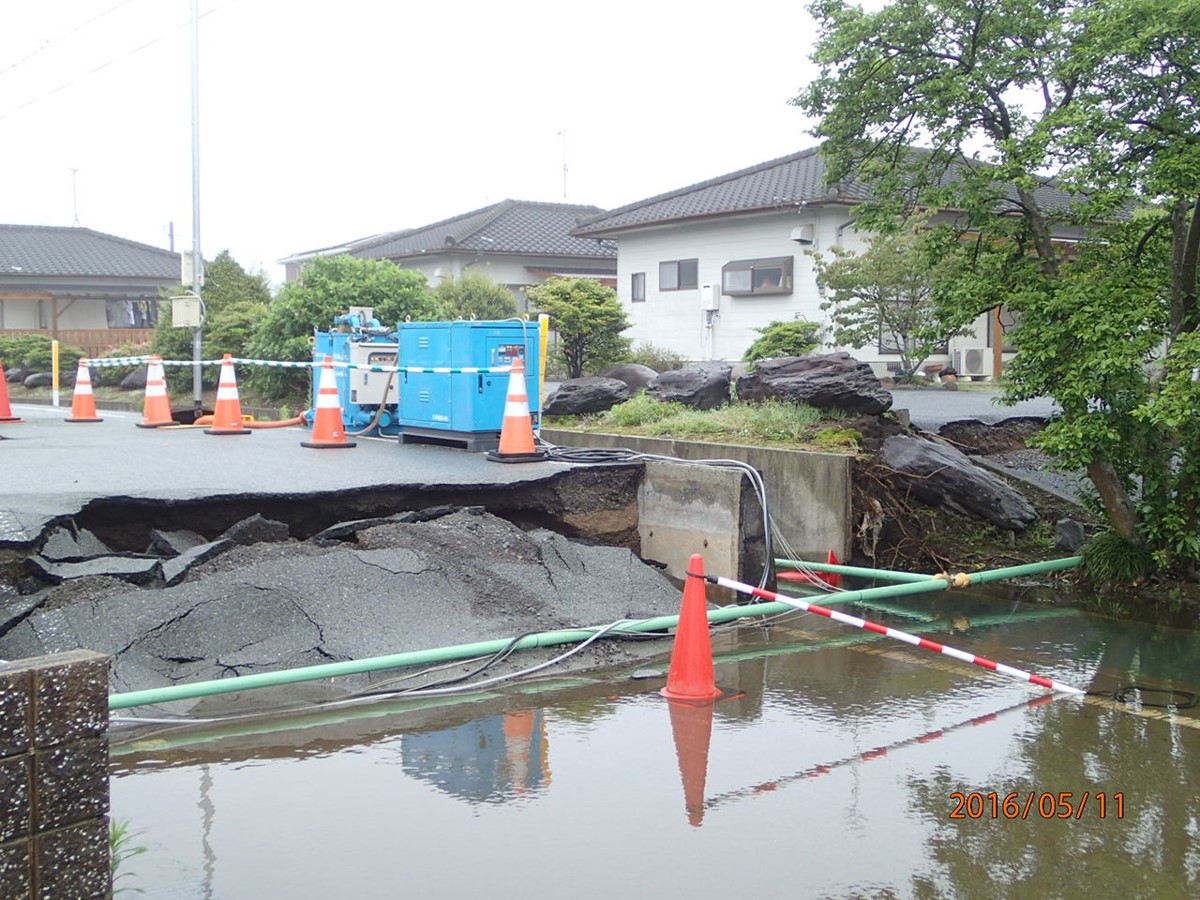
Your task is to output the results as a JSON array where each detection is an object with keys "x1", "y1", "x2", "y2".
[{"x1": 109, "y1": 594, "x2": 1200, "y2": 899}]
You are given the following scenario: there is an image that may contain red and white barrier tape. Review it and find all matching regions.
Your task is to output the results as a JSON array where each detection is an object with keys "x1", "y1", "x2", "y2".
[{"x1": 707, "y1": 573, "x2": 1085, "y2": 695}]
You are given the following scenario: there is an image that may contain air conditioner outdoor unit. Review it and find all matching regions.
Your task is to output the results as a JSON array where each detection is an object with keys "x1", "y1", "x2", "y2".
[{"x1": 954, "y1": 348, "x2": 989, "y2": 377}]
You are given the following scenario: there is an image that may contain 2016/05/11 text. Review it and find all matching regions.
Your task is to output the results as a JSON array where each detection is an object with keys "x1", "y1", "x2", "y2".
[{"x1": 949, "y1": 792, "x2": 1124, "y2": 820}]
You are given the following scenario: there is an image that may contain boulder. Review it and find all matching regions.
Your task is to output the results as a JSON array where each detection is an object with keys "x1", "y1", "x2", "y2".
[
  {"x1": 543, "y1": 377, "x2": 631, "y2": 415},
  {"x1": 1054, "y1": 518, "x2": 1086, "y2": 552},
  {"x1": 735, "y1": 353, "x2": 893, "y2": 415},
  {"x1": 5, "y1": 366, "x2": 26, "y2": 383},
  {"x1": 22, "y1": 372, "x2": 53, "y2": 389},
  {"x1": 877, "y1": 434, "x2": 1038, "y2": 531},
  {"x1": 601, "y1": 364, "x2": 659, "y2": 392},
  {"x1": 120, "y1": 367, "x2": 148, "y2": 391},
  {"x1": 646, "y1": 363, "x2": 732, "y2": 410}
]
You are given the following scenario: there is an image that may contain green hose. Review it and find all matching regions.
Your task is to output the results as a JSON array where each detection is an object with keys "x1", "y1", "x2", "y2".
[{"x1": 108, "y1": 556, "x2": 1083, "y2": 712}]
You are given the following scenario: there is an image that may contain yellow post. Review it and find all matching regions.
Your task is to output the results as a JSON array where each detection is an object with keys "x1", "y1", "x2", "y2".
[
  {"x1": 51, "y1": 340, "x2": 60, "y2": 407},
  {"x1": 538, "y1": 313, "x2": 549, "y2": 394}
]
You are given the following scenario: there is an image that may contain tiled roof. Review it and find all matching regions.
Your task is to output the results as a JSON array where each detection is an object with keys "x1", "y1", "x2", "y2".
[
  {"x1": 0, "y1": 225, "x2": 179, "y2": 279},
  {"x1": 284, "y1": 200, "x2": 617, "y2": 265},
  {"x1": 572, "y1": 145, "x2": 1083, "y2": 237}
]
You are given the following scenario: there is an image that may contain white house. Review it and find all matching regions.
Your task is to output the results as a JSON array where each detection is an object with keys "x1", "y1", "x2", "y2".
[
  {"x1": 279, "y1": 199, "x2": 617, "y2": 313},
  {"x1": 572, "y1": 147, "x2": 1081, "y2": 379}
]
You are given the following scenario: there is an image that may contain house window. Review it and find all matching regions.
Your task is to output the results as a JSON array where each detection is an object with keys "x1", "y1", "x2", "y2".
[
  {"x1": 721, "y1": 257, "x2": 794, "y2": 295},
  {"x1": 659, "y1": 258, "x2": 698, "y2": 291},
  {"x1": 631, "y1": 272, "x2": 646, "y2": 303},
  {"x1": 878, "y1": 332, "x2": 949, "y2": 355}
]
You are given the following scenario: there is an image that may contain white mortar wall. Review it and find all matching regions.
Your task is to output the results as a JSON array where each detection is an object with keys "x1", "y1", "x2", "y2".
[{"x1": 615, "y1": 207, "x2": 873, "y2": 362}]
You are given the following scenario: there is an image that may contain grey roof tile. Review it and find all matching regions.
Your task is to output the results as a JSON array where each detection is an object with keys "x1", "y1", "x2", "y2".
[
  {"x1": 287, "y1": 200, "x2": 617, "y2": 265},
  {"x1": 572, "y1": 145, "x2": 1083, "y2": 236},
  {"x1": 0, "y1": 225, "x2": 180, "y2": 279}
]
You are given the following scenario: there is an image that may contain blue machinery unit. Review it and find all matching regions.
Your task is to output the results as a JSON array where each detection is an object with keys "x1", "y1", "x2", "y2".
[{"x1": 311, "y1": 310, "x2": 540, "y2": 452}]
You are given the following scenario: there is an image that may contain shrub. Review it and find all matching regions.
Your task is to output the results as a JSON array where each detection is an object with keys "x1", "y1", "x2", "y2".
[
  {"x1": 435, "y1": 271, "x2": 519, "y2": 320},
  {"x1": 1081, "y1": 530, "x2": 1154, "y2": 583},
  {"x1": 624, "y1": 341, "x2": 685, "y2": 373},
  {"x1": 0, "y1": 334, "x2": 86, "y2": 372},
  {"x1": 742, "y1": 320, "x2": 822, "y2": 363}
]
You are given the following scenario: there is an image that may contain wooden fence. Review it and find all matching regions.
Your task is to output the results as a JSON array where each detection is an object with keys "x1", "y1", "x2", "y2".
[{"x1": 0, "y1": 328, "x2": 156, "y2": 360}]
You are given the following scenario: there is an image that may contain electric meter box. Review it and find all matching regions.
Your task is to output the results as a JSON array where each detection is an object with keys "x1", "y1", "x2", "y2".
[{"x1": 397, "y1": 320, "x2": 540, "y2": 450}]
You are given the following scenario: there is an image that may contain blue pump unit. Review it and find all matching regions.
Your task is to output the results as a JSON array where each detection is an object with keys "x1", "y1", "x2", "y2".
[
  {"x1": 397, "y1": 320, "x2": 539, "y2": 452},
  {"x1": 310, "y1": 313, "x2": 539, "y2": 450},
  {"x1": 310, "y1": 307, "x2": 402, "y2": 436}
]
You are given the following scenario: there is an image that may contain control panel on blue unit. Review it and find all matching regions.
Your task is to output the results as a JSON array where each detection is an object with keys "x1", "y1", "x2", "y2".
[{"x1": 492, "y1": 344, "x2": 527, "y2": 366}]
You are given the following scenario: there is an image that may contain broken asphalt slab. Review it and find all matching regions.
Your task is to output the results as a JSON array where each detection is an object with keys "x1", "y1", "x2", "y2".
[{"x1": 0, "y1": 510, "x2": 687, "y2": 702}]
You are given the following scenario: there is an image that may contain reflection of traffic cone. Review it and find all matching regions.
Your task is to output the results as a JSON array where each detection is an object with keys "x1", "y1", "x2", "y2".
[
  {"x1": 204, "y1": 354, "x2": 250, "y2": 435},
  {"x1": 486, "y1": 357, "x2": 547, "y2": 463},
  {"x1": 0, "y1": 360, "x2": 22, "y2": 423},
  {"x1": 503, "y1": 709, "x2": 537, "y2": 796},
  {"x1": 668, "y1": 697, "x2": 714, "y2": 828},
  {"x1": 136, "y1": 356, "x2": 174, "y2": 428},
  {"x1": 64, "y1": 359, "x2": 103, "y2": 423},
  {"x1": 661, "y1": 554, "x2": 722, "y2": 701},
  {"x1": 302, "y1": 356, "x2": 355, "y2": 449}
]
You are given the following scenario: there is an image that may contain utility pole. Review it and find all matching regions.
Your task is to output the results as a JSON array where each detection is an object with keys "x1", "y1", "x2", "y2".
[
  {"x1": 70, "y1": 168, "x2": 80, "y2": 225},
  {"x1": 190, "y1": 0, "x2": 204, "y2": 416}
]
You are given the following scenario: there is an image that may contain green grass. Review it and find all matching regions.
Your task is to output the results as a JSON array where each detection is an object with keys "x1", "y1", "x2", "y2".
[
  {"x1": 110, "y1": 818, "x2": 147, "y2": 896},
  {"x1": 548, "y1": 395, "x2": 859, "y2": 451}
]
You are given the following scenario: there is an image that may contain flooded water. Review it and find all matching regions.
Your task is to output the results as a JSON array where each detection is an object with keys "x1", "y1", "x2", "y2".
[{"x1": 109, "y1": 592, "x2": 1200, "y2": 899}]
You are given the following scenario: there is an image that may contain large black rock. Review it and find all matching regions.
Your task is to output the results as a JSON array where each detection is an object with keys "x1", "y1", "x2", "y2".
[
  {"x1": 543, "y1": 377, "x2": 631, "y2": 415},
  {"x1": 877, "y1": 434, "x2": 1038, "y2": 531},
  {"x1": 646, "y1": 363, "x2": 732, "y2": 410},
  {"x1": 601, "y1": 364, "x2": 659, "y2": 392},
  {"x1": 735, "y1": 353, "x2": 893, "y2": 415}
]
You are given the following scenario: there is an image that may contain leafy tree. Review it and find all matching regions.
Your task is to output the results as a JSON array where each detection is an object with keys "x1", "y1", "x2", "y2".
[
  {"x1": 811, "y1": 217, "x2": 972, "y2": 378},
  {"x1": 151, "y1": 250, "x2": 271, "y2": 392},
  {"x1": 524, "y1": 278, "x2": 631, "y2": 378},
  {"x1": 794, "y1": 0, "x2": 1200, "y2": 578},
  {"x1": 246, "y1": 254, "x2": 441, "y2": 401},
  {"x1": 435, "y1": 271, "x2": 519, "y2": 320},
  {"x1": 742, "y1": 320, "x2": 822, "y2": 364}
]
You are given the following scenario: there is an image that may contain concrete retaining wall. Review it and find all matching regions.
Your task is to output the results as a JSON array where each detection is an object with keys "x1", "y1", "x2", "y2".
[
  {"x1": 541, "y1": 430, "x2": 852, "y2": 576},
  {"x1": 0, "y1": 650, "x2": 111, "y2": 900}
]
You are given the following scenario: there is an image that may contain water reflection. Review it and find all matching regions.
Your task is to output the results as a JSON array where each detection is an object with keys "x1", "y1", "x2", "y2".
[
  {"x1": 400, "y1": 709, "x2": 551, "y2": 804},
  {"x1": 109, "y1": 598, "x2": 1200, "y2": 899}
]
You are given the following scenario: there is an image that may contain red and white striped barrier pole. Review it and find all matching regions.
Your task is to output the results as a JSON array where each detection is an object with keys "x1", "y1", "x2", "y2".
[{"x1": 706, "y1": 574, "x2": 1085, "y2": 695}]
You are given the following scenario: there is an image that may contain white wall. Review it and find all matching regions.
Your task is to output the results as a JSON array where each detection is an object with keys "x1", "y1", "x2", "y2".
[{"x1": 614, "y1": 207, "x2": 870, "y2": 362}]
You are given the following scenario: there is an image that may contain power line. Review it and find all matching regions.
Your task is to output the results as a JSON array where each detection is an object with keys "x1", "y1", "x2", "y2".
[
  {"x1": 0, "y1": 0, "x2": 139, "y2": 80},
  {"x1": 0, "y1": 4, "x2": 222, "y2": 122}
]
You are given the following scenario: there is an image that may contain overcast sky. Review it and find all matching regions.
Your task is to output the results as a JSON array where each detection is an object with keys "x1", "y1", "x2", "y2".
[{"x1": 1, "y1": 0, "x2": 822, "y2": 285}]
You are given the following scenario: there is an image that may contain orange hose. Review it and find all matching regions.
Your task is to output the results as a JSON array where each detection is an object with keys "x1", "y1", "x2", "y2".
[{"x1": 168, "y1": 415, "x2": 306, "y2": 428}]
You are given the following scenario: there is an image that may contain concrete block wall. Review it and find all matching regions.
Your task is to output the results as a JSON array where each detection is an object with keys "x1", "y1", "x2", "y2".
[{"x1": 0, "y1": 650, "x2": 111, "y2": 900}]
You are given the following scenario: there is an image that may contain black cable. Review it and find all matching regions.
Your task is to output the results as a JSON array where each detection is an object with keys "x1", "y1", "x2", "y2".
[{"x1": 1085, "y1": 684, "x2": 1198, "y2": 709}]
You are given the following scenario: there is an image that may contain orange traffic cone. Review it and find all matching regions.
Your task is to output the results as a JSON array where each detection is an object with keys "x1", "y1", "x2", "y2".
[
  {"x1": 204, "y1": 354, "x2": 250, "y2": 435},
  {"x1": 136, "y1": 356, "x2": 174, "y2": 428},
  {"x1": 486, "y1": 356, "x2": 547, "y2": 462},
  {"x1": 64, "y1": 358, "x2": 103, "y2": 423},
  {"x1": 667, "y1": 696, "x2": 715, "y2": 827},
  {"x1": 302, "y1": 355, "x2": 355, "y2": 449},
  {"x1": 0, "y1": 359, "x2": 22, "y2": 423},
  {"x1": 822, "y1": 549, "x2": 843, "y2": 587},
  {"x1": 660, "y1": 554, "x2": 722, "y2": 701}
]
